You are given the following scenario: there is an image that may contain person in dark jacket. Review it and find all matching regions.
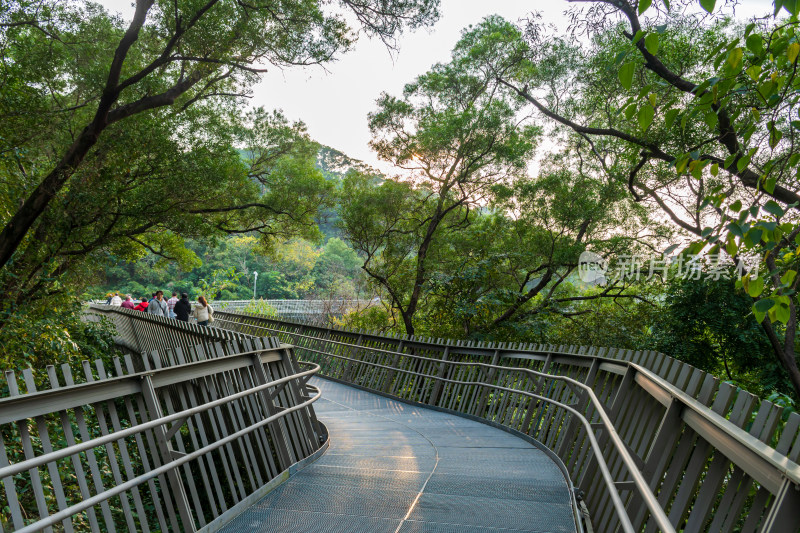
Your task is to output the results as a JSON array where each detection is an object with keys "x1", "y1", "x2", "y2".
[{"x1": 174, "y1": 293, "x2": 192, "y2": 322}]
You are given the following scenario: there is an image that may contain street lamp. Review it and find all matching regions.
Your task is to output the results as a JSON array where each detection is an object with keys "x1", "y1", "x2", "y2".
[{"x1": 253, "y1": 271, "x2": 258, "y2": 299}]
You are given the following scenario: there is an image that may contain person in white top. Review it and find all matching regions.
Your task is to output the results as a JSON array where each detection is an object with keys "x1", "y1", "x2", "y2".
[
  {"x1": 192, "y1": 296, "x2": 214, "y2": 326},
  {"x1": 110, "y1": 293, "x2": 122, "y2": 306}
]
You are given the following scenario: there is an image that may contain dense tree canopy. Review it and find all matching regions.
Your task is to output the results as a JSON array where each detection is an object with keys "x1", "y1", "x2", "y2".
[
  {"x1": 0, "y1": 0, "x2": 439, "y2": 362},
  {"x1": 444, "y1": 1, "x2": 800, "y2": 397},
  {"x1": 3, "y1": 0, "x2": 798, "y2": 404}
]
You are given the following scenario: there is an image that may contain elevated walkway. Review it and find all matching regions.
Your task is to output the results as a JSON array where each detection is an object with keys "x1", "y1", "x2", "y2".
[{"x1": 223, "y1": 378, "x2": 577, "y2": 533}]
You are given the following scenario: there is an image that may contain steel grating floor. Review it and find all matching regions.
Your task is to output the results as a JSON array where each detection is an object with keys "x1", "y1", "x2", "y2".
[{"x1": 222, "y1": 378, "x2": 577, "y2": 533}]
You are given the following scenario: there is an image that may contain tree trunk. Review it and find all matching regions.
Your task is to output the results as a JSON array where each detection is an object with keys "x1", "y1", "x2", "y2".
[{"x1": 761, "y1": 319, "x2": 800, "y2": 400}]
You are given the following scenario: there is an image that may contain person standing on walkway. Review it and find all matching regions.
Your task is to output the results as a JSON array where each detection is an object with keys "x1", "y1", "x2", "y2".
[
  {"x1": 121, "y1": 295, "x2": 136, "y2": 310},
  {"x1": 174, "y1": 293, "x2": 191, "y2": 322},
  {"x1": 192, "y1": 296, "x2": 214, "y2": 326},
  {"x1": 134, "y1": 296, "x2": 149, "y2": 312},
  {"x1": 110, "y1": 293, "x2": 122, "y2": 306},
  {"x1": 167, "y1": 292, "x2": 178, "y2": 318},
  {"x1": 147, "y1": 290, "x2": 168, "y2": 317}
]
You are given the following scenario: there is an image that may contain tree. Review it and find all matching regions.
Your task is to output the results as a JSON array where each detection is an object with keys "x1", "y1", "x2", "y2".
[
  {"x1": 456, "y1": 4, "x2": 800, "y2": 397},
  {"x1": 0, "y1": 0, "x2": 440, "y2": 269},
  {"x1": 649, "y1": 268, "x2": 790, "y2": 397},
  {"x1": 415, "y1": 149, "x2": 666, "y2": 339},
  {"x1": 340, "y1": 50, "x2": 538, "y2": 334}
]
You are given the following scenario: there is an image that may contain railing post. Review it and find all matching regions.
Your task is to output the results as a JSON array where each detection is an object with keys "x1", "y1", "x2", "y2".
[
  {"x1": 383, "y1": 340, "x2": 404, "y2": 394},
  {"x1": 521, "y1": 353, "x2": 552, "y2": 433},
  {"x1": 341, "y1": 334, "x2": 362, "y2": 383},
  {"x1": 477, "y1": 350, "x2": 501, "y2": 419},
  {"x1": 555, "y1": 360, "x2": 600, "y2": 458},
  {"x1": 140, "y1": 375, "x2": 196, "y2": 532},
  {"x1": 761, "y1": 478, "x2": 800, "y2": 532},
  {"x1": 248, "y1": 352, "x2": 295, "y2": 468},
  {"x1": 428, "y1": 346, "x2": 450, "y2": 407}
]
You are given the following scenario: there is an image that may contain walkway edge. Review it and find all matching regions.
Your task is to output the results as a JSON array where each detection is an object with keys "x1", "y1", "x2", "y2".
[
  {"x1": 199, "y1": 421, "x2": 331, "y2": 533},
  {"x1": 314, "y1": 375, "x2": 585, "y2": 533}
]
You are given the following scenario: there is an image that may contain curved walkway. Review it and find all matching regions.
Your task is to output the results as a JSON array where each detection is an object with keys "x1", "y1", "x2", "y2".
[{"x1": 222, "y1": 378, "x2": 577, "y2": 533}]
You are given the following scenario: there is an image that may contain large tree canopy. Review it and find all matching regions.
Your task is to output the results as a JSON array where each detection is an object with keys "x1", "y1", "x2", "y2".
[
  {"x1": 452, "y1": 1, "x2": 800, "y2": 396},
  {"x1": 340, "y1": 48, "x2": 539, "y2": 335},
  {"x1": 0, "y1": 0, "x2": 439, "y2": 361},
  {"x1": 0, "y1": 0, "x2": 440, "y2": 269}
]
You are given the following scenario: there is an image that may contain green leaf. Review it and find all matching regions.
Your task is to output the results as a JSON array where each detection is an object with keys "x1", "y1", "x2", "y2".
[
  {"x1": 726, "y1": 47, "x2": 744, "y2": 71},
  {"x1": 783, "y1": 0, "x2": 799, "y2": 16},
  {"x1": 754, "y1": 298, "x2": 775, "y2": 312},
  {"x1": 737, "y1": 155, "x2": 751, "y2": 172},
  {"x1": 726, "y1": 237, "x2": 738, "y2": 256},
  {"x1": 769, "y1": 124, "x2": 783, "y2": 149},
  {"x1": 619, "y1": 62, "x2": 636, "y2": 90},
  {"x1": 781, "y1": 270, "x2": 797, "y2": 285},
  {"x1": 665, "y1": 108, "x2": 680, "y2": 128},
  {"x1": 645, "y1": 33, "x2": 659, "y2": 55},
  {"x1": 746, "y1": 65, "x2": 762, "y2": 82},
  {"x1": 726, "y1": 222, "x2": 744, "y2": 238},
  {"x1": 704, "y1": 110, "x2": 718, "y2": 129},
  {"x1": 746, "y1": 35, "x2": 763, "y2": 55},
  {"x1": 745, "y1": 228, "x2": 763, "y2": 246},
  {"x1": 676, "y1": 155, "x2": 690, "y2": 174},
  {"x1": 639, "y1": 0, "x2": 653, "y2": 14},
  {"x1": 789, "y1": 42, "x2": 800, "y2": 63},
  {"x1": 747, "y1": 275, "x2": 765, "y2": 297},
  {"x1": 699, "y1": 0, "x2": 716, "y2": 12},
  {"x1": 638, "y1": 105, "x2": 655, "y2": 130},
  {"x1": 763, "y1": 200, "x2": 785, "y2": 218},
  {"x1": 730, "y1": 200, "x2": 742, "y2": 212},
  {"x1": 764, "y1": 176, "x2": 777, "y2": 194},
  {"x1": 776, "y1": 302, "x2": 791, "y2": 323}
]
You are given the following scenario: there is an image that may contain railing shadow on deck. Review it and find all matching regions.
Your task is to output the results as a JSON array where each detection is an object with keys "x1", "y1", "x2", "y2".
[
  {"x1": 0, "y1": 306, "x2": 325, "y2": 533},
  {"x1": 212, "y1": 309, "x2": 800, "y2": 533}
]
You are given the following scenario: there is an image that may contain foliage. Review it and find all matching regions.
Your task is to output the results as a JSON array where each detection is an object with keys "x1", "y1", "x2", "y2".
[
  {"x1": 0, "y1": 300, "x2": 116, "y2": 372},
  {"x1": 198, "y1": 268, "x2": 244, "y2": 302},
  {"x1": 89, "y1": 235, "x2": 368, "y2": 303},
  {"x1": 452, "y1": 3, "x2": 800, "y2": 397},
  {"x1": 648, "y1": 269, "x2": 792, "y2": 397},
  {"x1": 241, "y1": 299, "x2": 279, "y2": 316},
  {"x1": 341, "y1": 37, "x2": 540, "y2": 334},
  {"x1": 0, "y1": 0, "x2": 438, "y2": 367}
]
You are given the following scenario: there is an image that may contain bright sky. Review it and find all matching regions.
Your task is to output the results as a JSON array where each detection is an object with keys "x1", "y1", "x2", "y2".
[{"x1": 100, "y1": 0, "x2": 774, "y2": 170}]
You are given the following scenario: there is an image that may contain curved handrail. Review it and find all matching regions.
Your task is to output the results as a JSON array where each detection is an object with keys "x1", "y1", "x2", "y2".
[
  {"x1": 0, "y1": 360, "x2": 321, "y2": 533},
  {"x1": 0, "y1": 361, "x2": 320, "y2": 479},
  {"x1": 213, "y1": 316, "x2": 673, "y2": 531},
  {"x1": 216, "y1": 313, "x2": 800, "y2": 489},
  {"x1": 14, "y1": 388, "x2": 322, "y2": 533}
]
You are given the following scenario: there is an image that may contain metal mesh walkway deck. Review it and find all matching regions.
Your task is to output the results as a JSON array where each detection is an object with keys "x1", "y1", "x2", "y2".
[{"x1": 222, "y1": 378, "x2": 577, "y2": 533}]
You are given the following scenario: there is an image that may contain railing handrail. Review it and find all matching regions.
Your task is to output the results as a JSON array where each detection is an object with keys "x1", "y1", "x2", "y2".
[
  {"x1": 264, "y1": 332, "x2": 672, "y2": 532},
  {"x1": 214, "y1": 312, "x2": 800, "y2": 489},
  {"x1": 0, "y1": 355, "x2": 320, "y2": 480},
  {"x1": 10, "y1": 384, "x2": 322, "y2": 533}
]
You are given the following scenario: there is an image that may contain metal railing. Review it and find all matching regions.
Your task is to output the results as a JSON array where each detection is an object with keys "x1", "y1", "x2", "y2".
[
  {"x1": 214, "y1": 310, "x2": 800, "y2": 533},
  {"x1": 0, "y1": 308, "x2": 324, "y2": 533}
]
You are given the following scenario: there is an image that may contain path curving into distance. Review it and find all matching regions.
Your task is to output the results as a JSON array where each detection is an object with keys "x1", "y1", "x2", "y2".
[{"x1": 222, "y1": 378, "x2": 578, "y2": 533}]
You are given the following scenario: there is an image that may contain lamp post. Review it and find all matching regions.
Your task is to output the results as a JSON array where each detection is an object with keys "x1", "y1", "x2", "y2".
[{"x1": 253, "y1": 271, "x2": 258, "y2": 299}]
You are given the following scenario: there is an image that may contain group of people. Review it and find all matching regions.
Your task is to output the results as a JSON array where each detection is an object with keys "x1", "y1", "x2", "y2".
[{"x1": 104, "y1": 291, "x2": 214, "y2": 326}]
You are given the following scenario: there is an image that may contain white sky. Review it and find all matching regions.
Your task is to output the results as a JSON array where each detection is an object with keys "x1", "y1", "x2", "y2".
[{"x1": 100, "y1": 0, "x2": 774, "y2": 170}]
